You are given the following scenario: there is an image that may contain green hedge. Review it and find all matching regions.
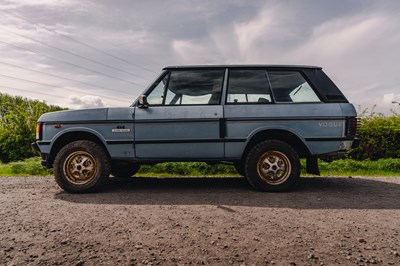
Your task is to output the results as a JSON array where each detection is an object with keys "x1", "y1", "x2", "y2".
[
  {"x1": 350, "y1": 114, "x2": 400, "y2": 160},
  {"x1": 0, "y1": 93, "x2": 64, "y2": 163}
]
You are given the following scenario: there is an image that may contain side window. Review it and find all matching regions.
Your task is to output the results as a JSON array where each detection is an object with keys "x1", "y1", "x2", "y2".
[
  {"x1": 227, "y1": 70, "x2": 272, "y2": 103},
  {"x1": 146, "y1": 74, "x2": 169, "y2": 105},
  {"x1": 165, "y1": 70, "x2": 224, "y2": 105},
  {"x1": 267, "y1": 71, "x2": 321, "y2": 103}
]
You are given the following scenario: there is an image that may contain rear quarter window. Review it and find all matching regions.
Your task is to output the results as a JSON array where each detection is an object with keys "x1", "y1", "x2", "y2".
[
  {"x1": 267, "y1": 71, "x2": 321, "y2": 103},
  {"x1": 303, "y1": 69, "x2": 348, "y2": 102}
]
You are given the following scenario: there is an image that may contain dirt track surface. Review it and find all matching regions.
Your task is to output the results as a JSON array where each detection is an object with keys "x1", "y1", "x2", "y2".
[{"x1": 0, "y1": 176, "x2": 399, "y2": 266}]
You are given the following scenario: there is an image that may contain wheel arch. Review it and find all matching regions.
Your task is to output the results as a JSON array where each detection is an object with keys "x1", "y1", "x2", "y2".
[
  {"x1": 241, "y1": 129, "x2": 311, "y2": 161},
  {"x1": 48, "y1": 129, "x2": 110, "y2": 167}
]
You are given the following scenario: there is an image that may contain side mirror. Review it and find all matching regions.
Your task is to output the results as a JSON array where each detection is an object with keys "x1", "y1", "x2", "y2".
[{"x1": 138, "y1": 95, "x2": 149, "y2": 108}]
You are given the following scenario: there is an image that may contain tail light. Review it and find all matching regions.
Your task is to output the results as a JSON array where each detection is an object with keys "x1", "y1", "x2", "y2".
[
  {"x1": 36, "y1": 123, "x2": 42, "y2": 140},
  {"x1": 346, "y1": 117, "x2": 359, "y2": 138}
]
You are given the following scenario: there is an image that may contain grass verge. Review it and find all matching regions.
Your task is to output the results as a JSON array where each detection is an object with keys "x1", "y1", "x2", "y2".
[
  {"x1": 0, "y1": 157, "x2": 52, "y2": 176},
  {"x1": 316, "y1": 158, "x2": 400, "y2": 177},
  {"x1": 0, "y1": 157, "x2": 399, "y2": 177}
]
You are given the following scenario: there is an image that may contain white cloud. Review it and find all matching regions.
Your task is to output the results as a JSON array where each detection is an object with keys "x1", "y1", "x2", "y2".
[
  {"x1": 69, "y1": 94, "x2": 105, "y2": 109},
  {"x1": 172, "y1": 40, "x2": 201, "y2": 62},
  {"x1": 383, "y1": 93, "x2": 400, "y2": 104},
  {"x1": 284, "y1": 14, "x2": 394, "y2": 64},
  {"x1": 233, "y1": 4, "x2": 296, "y2": 61},
  {"x1": 172, "y1": 39, "x2": 218, "y2": 64}
]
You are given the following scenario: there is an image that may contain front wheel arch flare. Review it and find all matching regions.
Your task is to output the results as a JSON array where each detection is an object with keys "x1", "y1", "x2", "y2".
[{"x1": 49, "y1": 131, "x2": 110, "y2": 167}]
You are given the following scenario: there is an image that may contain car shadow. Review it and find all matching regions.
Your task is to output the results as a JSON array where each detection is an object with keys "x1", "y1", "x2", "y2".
[{"x1": 54, "y1": 176, "x2": 400, "y2": 210}]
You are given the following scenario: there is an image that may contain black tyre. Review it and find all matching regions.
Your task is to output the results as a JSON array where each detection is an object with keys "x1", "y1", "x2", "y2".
[
  {"x1": 111, "y1": 161, "x2": 140, "y2": 178},
  {"x1": 244, "y1": 140, "x2": 300, "y2": 192},
  {"x1": 54, "y1": 140, "x2": 110, "y2": 193}
]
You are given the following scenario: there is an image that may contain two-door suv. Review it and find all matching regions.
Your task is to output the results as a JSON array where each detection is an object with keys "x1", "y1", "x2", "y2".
[{"x1": 33, "y1": 65, "x2": 358, "y2": 193}]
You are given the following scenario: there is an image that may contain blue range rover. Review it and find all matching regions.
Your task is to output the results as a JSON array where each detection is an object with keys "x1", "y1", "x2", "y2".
[{"x1": 33, "y1": 65, "x2": 358, "y2": 193}]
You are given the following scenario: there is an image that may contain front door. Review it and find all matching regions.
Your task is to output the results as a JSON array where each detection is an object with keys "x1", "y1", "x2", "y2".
[{"x1": 134, "y1": 69, "x2": 225, "y2": 159}]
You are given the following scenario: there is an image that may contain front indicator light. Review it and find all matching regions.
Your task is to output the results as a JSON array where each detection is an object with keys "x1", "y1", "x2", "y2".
[{"x1": 36, "y1": 123, "x2": 41, "y2": 140}]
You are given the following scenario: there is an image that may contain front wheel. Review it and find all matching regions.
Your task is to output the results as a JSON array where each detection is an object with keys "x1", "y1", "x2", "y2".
[
  {"x1": 244, "y1": 140, "x2": 300, "y2": 192},
  {"x1": 54, "y1": 140, "x2": 110, "y2": 193}
]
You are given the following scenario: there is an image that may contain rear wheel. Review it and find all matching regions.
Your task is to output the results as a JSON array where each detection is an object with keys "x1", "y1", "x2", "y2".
[
  {"x1": 54, "y1": 140, "x2": 110, "y2": 193},
  {"x1": 111, "y1": 162, "x2": 140, "y2": 178},
  {"x1": 245, "y1": 140, "x2": 300, "y2": 191}
]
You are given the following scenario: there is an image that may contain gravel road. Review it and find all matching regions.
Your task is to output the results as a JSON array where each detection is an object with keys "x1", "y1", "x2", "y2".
[{"x1": 0, "y1": 176, "x2": 399, "y2": 265}]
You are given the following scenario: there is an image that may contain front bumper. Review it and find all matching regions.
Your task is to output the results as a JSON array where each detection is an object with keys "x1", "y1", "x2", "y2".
[
  {"x1": 31, "y1": 142, "x2": 51, "y2": 168},
  {"x1": 31, "y1": 142, "x2": 40, "y2": 153}
]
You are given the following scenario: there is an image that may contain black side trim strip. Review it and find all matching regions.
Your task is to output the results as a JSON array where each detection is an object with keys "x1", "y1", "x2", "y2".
[
  {"x1": 135, "y1": 118, "x2": 219, "y2": 124},
  {"x1": 226, "y1": 117, "x2": 345, "y2": 122},
  {"x1": 134, "y1": 138, "x2": 246, "y2": 145},
  {"x1": 37, "y1": 141, "x2": 51, "y2": 145},
  {"x1": 226, "y1": 138, "x2": 247, "y2": 143},
  {"x1": 106, "y1": 140, "x2": 135, "y2": 145},
  {"x1": 131, "y1": 158, "x2": 240, "y2": 163},
  {"x1": 135, "y1": 139, "x2": 224, "y2": 144},
  {"x1": 305, "y1": 137, "x2": 353, "y2": 141}
]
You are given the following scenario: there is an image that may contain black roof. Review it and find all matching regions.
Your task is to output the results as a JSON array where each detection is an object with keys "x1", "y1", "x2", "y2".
[{"x1": 163, "y1": 64, "x2": 322, "y2": 70}]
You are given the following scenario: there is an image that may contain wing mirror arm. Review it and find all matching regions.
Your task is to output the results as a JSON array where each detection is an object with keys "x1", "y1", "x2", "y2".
[{"x1": 138, "y1": 95, "x2": 149, "y2": 108}]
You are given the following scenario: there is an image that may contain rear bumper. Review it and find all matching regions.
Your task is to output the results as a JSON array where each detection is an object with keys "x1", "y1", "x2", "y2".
[
  {"x1": 318, "y1": 138, "x2": 360, "y2": 161},
  {"x1": 351, "y1": 138, "x2": 361, "y2": 149}
]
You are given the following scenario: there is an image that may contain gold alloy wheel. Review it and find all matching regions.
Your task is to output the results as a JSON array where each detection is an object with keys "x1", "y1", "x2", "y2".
[
  {"x1": 63, "y1": 151, "x2": 97, "y2": 185},
  {"x1": 257, "y1": 151, "x2": 291, "y2": 185}
]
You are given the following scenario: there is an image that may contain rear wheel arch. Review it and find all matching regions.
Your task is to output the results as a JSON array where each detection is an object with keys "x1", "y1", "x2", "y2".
[{"x1": 241, "y1": 129, "x2": 311, "y2": 161}]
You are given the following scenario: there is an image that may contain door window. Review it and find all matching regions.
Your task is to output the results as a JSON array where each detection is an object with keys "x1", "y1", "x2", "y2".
[
  {"x1": 146, "y1": 69, "x2": 225, "y2": 105},
  {"x1": 227, "y1": 70, "x2": 272, "y2": 103}
]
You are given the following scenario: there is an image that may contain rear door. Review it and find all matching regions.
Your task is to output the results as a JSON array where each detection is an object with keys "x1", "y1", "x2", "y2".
[{"x1": 134, "y1": 69, "x2": 225, "y2": 159}]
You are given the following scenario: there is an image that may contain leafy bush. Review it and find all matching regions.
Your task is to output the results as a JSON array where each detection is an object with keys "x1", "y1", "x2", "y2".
[
  {"x1": 0, "y1": 93, "x2": 65, "y2": 163},
  {"x1": 351, "y1": 114, "x2": 400, "y2": 160}
]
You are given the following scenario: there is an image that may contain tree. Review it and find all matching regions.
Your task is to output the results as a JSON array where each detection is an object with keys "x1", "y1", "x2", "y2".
[{"x1": 0, "y1": 93, "x2": 65, "y2": 163}]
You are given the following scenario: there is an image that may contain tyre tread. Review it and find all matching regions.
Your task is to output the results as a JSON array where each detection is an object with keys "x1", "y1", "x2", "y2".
[
  {"x1": 54, "y1": 140, "x2": 110, "y2": 193},
  {"x1": 244, "y1": 140, "x2": 300, "y2": 192}
]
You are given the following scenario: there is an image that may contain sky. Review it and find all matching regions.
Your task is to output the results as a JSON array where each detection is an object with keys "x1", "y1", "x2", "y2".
[{"x1": 0, "y1": 0, "x2": 399, "y2": 114}]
